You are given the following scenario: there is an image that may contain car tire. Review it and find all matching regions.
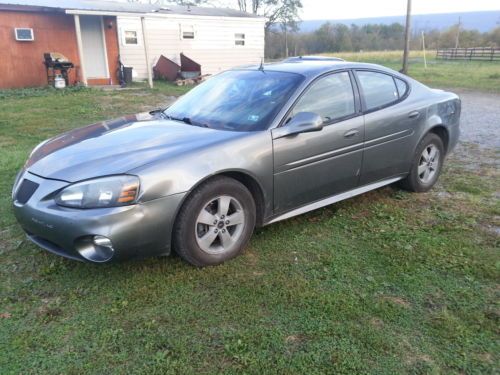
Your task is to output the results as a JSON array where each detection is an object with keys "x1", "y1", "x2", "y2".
[
  {"x1": 173, "y1": 176, "x2": 256, "y2": 267},
  {"x1": 399, "y1": 133, "x2": 445, "y2": 192}
]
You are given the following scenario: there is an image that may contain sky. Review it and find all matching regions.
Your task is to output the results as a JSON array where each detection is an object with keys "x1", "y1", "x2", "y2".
[
  {"x1": 298, "y1": 0, "x2": 500, "y2": 20},
  {"x1": 117, "y1": 1, "x2": 500, "y2": 20}
]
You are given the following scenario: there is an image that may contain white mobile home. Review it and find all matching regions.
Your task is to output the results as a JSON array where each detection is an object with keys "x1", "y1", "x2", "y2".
[{"x1": 117, "y1": 5, "x2": 266, "y2": 82}]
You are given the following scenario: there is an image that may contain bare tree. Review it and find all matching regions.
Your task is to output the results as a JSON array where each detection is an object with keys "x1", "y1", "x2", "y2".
[
  {"x1": 237, "y1": 0, "x2": 247, "y2": 12},
  {"x1": 236, "y1": 0, "x2": 302, "y2": 32}
]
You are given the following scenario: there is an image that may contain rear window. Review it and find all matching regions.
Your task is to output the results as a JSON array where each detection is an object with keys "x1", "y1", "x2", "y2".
[{"x1": 356, "y1": 71, "x2": 399, "y2": 110}]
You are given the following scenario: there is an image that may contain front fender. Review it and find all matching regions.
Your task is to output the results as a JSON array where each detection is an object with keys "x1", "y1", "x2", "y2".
[{"x1": 130, "y1": 130, "x2": 274, "y2": 214}]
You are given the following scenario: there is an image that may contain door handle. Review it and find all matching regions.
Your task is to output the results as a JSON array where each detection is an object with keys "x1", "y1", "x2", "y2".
[
  {"x1": 343, "y1": 129, "x2": 359, "y2": 138},
  {"x1": 408, "y1": 111, "x2": 420, "y2": 119}
]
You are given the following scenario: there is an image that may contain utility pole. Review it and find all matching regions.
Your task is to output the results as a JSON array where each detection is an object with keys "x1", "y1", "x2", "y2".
[
  {"x1": 402, "y1": 0, "x2": 412, "y2": 75},
  {"x1": 455, "y1": 16, "x2": 461, "y2": 49},
  {"x1": 422, "y1": 31, "x2": 427, "y2": 69},
  {"x1": 284, "y1": 19, "x2": 289, "y2": 58}
]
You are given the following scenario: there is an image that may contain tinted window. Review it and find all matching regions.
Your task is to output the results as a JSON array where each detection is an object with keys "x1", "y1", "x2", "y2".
[
  {"x1": 164, "y1": 70, "x2": 304, "y2": 131},
  {"x1": 395, "y1": 78, "x2": 408, "y2": 98},
  {"x1": 291, "y1": 72, "x2": 355, "y2": 123},
  {"x1": 357, "y1": 71, "x2": 399, "y2": 110}
]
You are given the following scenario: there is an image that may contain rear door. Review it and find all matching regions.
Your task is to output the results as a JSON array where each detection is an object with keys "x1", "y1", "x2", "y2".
[
  {"x1": 354, "y1": 70, "x2": 421, "y2": 184},
  {"x1": 272, "y1": 71, "x2": 364, "y2": 214}
]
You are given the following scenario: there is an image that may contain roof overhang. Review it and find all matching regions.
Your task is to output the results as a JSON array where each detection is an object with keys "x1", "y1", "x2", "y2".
[
  {"x1": 0, "y1": 4, "x2": 64, "y2": 13},
  {"x1": 65, "y1": 9, "x2": 145, "y2": 17},
  {"x1": 65, "y1": 9, "x2": 266, "y2": 23}
]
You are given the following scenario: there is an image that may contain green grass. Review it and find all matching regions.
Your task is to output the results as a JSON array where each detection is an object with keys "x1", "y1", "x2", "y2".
[
  {"x1": 0, "y1": 61, "x2": 499, "y2": 374},
  {"x1": 328, "y1": 50, "x2": 500, "y2": 92}
]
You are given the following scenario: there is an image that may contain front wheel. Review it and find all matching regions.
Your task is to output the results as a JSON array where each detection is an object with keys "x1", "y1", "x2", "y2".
[
  {"x1": 173, "y1": 176, "x2": 256, "y2": 267},
  {"x1": 399, "y1": 133, "x2": 445, "y2": 192}
]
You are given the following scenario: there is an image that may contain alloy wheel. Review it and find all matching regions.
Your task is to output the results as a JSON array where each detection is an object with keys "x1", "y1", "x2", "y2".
[
  {"x1": 418, "y1": 144, "x2": 440, "y2": 184},
  {"x1": 195, "y1": 195, "x2": 245, "y2": 254}
]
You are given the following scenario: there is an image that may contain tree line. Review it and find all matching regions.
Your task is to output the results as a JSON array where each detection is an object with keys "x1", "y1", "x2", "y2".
[{"x1": 266, "y1": 23, "x2": 500, "y2": 59}]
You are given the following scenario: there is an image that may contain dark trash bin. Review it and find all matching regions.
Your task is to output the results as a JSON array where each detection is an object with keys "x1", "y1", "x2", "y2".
[{"x1": 123, "y1": 67, "x2": 133, "y2": 84}]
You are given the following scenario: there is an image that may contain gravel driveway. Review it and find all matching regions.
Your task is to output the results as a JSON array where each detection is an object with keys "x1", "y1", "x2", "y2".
[{"x1": 453, "y1": 90, "x2": 500, "y2": 150}]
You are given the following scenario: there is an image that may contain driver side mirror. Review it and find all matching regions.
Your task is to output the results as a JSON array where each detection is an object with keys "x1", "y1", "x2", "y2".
[{"x1": 272, "y1": 112, "x2": 323, "y2": 139}]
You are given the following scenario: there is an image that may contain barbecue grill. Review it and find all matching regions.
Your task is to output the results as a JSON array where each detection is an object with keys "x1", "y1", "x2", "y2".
[{"x1": 44, "y1": 52, "x2": 74, "y2": 87}]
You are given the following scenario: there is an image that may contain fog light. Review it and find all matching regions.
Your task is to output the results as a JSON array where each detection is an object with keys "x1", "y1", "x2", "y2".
[
  {"x1": 75, "y1": 236, "x2": 114, "y2": 263},
  {"x1": 93, "y1": 235, "x2": 112, "y2": 247}
]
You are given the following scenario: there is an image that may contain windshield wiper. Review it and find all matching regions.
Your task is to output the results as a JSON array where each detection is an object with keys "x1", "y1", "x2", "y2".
[
  {"x1": 164, "y1": 114, "x2": 190, "y2": 124},
  {"x1": 164, "y1": 114, "x2": 210, "y2": 128}
]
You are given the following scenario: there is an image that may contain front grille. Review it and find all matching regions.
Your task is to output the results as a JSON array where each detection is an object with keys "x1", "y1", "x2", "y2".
[{"x1": 16, "y1": 179, "x2": 39, "y2": 204}]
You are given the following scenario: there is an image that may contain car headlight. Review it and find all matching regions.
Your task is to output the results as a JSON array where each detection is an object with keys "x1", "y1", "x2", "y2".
[{"x1": 55, "y1": 175, "x2": 140, "y2": 208}]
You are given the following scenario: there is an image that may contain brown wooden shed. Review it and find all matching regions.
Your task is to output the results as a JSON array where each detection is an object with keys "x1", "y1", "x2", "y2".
[{"x1": 0, "y1": 0, "x2": 154, "y2": 89}]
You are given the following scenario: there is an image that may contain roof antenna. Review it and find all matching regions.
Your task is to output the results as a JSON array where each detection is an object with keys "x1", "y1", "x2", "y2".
[{"x1": 258, "y1": 58, "x2": 264, "y2": 71}]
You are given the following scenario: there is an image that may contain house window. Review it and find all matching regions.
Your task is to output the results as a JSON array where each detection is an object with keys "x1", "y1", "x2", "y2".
[
  {"x1": 181, "y1": 25, "x2": 195, "y2": 39},
  {"x1": 15, "y1": 28, "x2": 34, "y2": 41},
  {"x1": 235, "y1": 33, "x2": 245, "y2": 46},
  {"x1": 123, "y1": 30, "x2": 138, "y2": 45}
]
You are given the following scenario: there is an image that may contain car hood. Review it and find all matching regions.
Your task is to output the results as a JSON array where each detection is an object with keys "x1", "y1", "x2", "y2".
[{"x1": 25, "y1": 112, "x2": 243, "y2": 182}]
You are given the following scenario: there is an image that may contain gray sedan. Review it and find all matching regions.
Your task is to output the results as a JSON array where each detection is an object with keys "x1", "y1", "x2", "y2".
[{"x1": 12, "y1": 59, "x2": 460, "y2": 266}]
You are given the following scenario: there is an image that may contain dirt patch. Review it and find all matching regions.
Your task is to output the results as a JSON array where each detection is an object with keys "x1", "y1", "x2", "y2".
[
  {"x1": 405, "y1": 353, "x2": 434, "y2": 366},
  {"x1": 285, "y1": 335, "x2": 303, "y2": 344},
  {"x1": 370, "y1": 318, "x2": 384, "y2": 328},
  {"x1": 381, "y1": 296, "x2": 411, "y2": 308}
]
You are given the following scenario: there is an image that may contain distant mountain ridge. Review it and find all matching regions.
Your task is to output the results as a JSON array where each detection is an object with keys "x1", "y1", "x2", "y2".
[{"x1": 299, "y1": 11, "x2": 500, "y2": 33}]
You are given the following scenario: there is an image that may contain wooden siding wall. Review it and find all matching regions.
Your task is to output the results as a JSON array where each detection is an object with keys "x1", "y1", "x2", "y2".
[
  {"x1": 0, "y1": 11, "x2": 80, "y2": 89},
  {"x1": 0, "y1": 11, "x2": 119, "y2": 89},
  {"x1": 117, "y1": 16, "x2": 265, "y2": 81}
]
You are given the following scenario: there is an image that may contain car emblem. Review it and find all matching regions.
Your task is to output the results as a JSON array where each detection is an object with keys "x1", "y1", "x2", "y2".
[{"x1": 31, "y1": 217, "x2": 54, "y2": 229}]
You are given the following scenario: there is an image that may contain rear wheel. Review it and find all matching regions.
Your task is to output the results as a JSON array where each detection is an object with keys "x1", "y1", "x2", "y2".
[
  {"x1": 399, "y1": 133, "x2": 444, "y2": 192},
  {"x1": 173, "y1": 176, "x2": 256, "y2": 267}
]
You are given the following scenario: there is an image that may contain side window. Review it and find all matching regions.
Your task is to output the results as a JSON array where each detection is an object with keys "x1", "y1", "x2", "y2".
[
  {"x1": 235, "y1": 33, "x2": 245, "y2": 46},
  {"x1": 357, "y1": 71, "x2": 399, "y2": 110},
  {"x1": 291, "y1": 72, "x2": 355, "y2": 123},
  {"x1": 395, "y1": 78, "x2": 408, "y2": 98},
  {"x1": 123, "y1": 30, "x2": 139, "y2": 45},
  {"x1": 180, "y1": 25, "x2": 195, "y2": 39}
]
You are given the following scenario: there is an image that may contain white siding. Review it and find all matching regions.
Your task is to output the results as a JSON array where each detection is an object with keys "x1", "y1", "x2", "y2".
[{"x1": 117, "y1": 15, "x2": 265, "y2": 81}]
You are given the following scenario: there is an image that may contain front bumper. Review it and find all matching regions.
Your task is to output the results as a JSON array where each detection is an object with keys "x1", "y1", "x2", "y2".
[{"x1": 12, "y1": 172, "x2": 186, "y2": 262}]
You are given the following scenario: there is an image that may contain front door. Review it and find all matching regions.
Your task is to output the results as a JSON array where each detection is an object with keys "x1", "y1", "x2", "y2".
[
  {"x1": 272, "y1": 71, "x2": 364, "y2": 214},
  {"x1": 80, "y1": 16, "x2": 108, "y2": 79}
]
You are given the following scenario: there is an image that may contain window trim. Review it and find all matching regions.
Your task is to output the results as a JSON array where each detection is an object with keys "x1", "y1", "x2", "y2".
[
  {"x1": 279, "y1": 69, "x2": 362, "y2": 128},
  {"x1": 15, "y1": 28, "x2": 34, "y2": 41},
  {"x1": 122, "y1": 29, "x2": 140, "y2": 46},
  {"x1": 352, "y1": 69, "x2": 411, "y2": 114}
]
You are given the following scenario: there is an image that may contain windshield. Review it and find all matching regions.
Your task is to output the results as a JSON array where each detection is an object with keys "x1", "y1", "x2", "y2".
[{"x1": 163, "y1": 70, "x2": 304, "y2": 131}]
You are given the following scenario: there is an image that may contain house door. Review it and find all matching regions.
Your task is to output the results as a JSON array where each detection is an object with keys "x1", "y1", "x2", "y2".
[{"x1": 80, "y1": 16, "x2": 108, "y2": 79}]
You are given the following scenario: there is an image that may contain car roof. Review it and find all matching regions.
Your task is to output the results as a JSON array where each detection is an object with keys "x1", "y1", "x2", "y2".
[
  {"x1": 235, "y1": 59, "x2": 401, "y2": 79},
  {"x1": 283, "y1": 56, "x2": 345, "y2": 62}
]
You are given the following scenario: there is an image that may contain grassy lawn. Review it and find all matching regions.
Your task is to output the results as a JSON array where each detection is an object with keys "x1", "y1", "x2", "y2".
[
  {"x1": 330, "y1": 50, "x2": 500, "y2": 92},
  {"x1": 1, "y1": 60, "x2": 499, "y2": 374}
]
